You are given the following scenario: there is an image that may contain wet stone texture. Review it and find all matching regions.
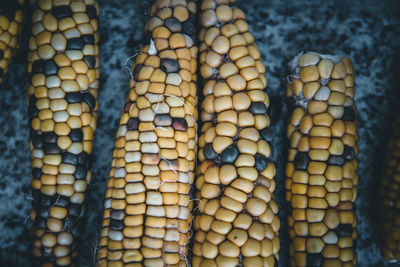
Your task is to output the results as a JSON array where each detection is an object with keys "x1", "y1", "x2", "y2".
[{"x1": 0, "y1": 0, "x2": 399, "y2": 266}]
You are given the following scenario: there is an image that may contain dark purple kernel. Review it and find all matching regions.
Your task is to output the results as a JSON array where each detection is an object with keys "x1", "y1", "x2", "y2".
[
  {"x1": 43, "y1": 143, "x2": 61, "y2": 154},
  {"x1": 32, "y1": 168, "x2": 42, "y2": 179},
  {"x1": 67, "y1": 38, "x2": 85, "y2": 50},
  {"x1": 62, "y1": 152, "x2": 78, "y2": 165},
  {"x1": 172, "y1": 118, "x2": 188, "y2": 131},
  {"x1": 65, "y1": 92, "x2": 82, "y2": 103},
  {"x1": 86, "y1": 5, "x2": 97, "y2": 19},
  {"x1": 32, "y1": 60, "x2": 44, "y2": 74},
  {"x1": 70, "y1": 129, "x2": 83, "y2": 142},
  {"x1": 78, "y1": 152, "x2": 89, "y2": 165},
  {"x1": 83, "y1": 56, "x2": 96, "y2": 68},
  {"x1": 328, "y1": 155, "x2": 345, "y2": 166},
  {"x1": 342, "y1": 107, "x2": 355, "y2": 121},
  {"x1": 165, "y1": 17, "x2": 182, "y2": 32},
  {"x1": 37, "y1": 205, "x2": 49, "y2": 218},
  {"x1": 28, "y1": 106, "x2": 38, "y2": 119},
  {"x1": 204, "y1": 143, "x2": 218, "y2": 160},
  {"x1": 306, "y1": 253, "x2": 324, "y2": 267},
  {"x1": 110, "y1": 219, "x2": 124, "y2": 230},
  {"x1": 43, "y1": 60, "x2": 58, "y2": 75},
  {"x1": 343, "y1": 145, "x2": 355, "y2": 160},
  {"x1": 249, "y1": 102, "x2": 267, "y2": 115},
  {"x1": 82, "y1": 34, "x2": 95, "y2": 44},
  {"x1": 32, "y1": 133, "x2": 43, "y2": 149},
  {"x1": 40, "y1": 247, "x2": 53, "y2": 258},
  {"x1": 141, "y1": 31, "x2": 152, "y2": 45},
  {"x1": 133, "y1": 64, "x2": 143, "y2": 81},
  {"x1": 110, "y1": 209, "x2": 125, "y2": 220},
  {"x1": 260, "y1": 127, "x2": 273, "y2": 141},
  {"x1": 221, "y1": 145, "x2": 239, "y2": 164},
  {"x1": 160, "y1": 58, "x2": 179, "y2": 73},
  {"x1": 51, "y1": 6, "x2": 72, "y2": 19},
  {"x1": 54, "y1": 195, "x2": 69, "y2": 207},
  {"x1": 42, "y1": 132, "x2": 57, "y2": 143},
  {"x1": 74, "y1": 164, "x2": 87, "y2": 179},
  {"x1": 254, "y1": 154, "x2": 268, "y2": 172},
  {"x1": 335, "y1": 223, "x2": 353, "y2": 237},
  {"x1": 182, "y1": 20, "x2": 195, "y2": 35},
  {"x1": 123, "y1": 102, "x2": 132, "y2": 113},
  {"x1": 294, "y1": 152, "x2": 310, "y2": 170},
  {"x1": 82, "y1": 92, "x2": 96, "y2": 111},
  {"x1": 127, "y1": 118, "x2": 139, "y2": 131},
  {"x1": 154, "y1": 114, "x2": 172, "y2": 127}
]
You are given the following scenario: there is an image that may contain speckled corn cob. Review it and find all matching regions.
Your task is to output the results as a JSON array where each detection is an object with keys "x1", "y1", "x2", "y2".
[
  {"x1": 285, "y1": 53, "x2": 358, "y2": 266},
  {"x1": 28, "y1": 0, "x2": 99, "y2": 266},
  {"x1": 97, "y1": 1, "x2": 198, "y2": 266},
  {"x1": 379, "y1": 115, "x2": 400, "y2": 262},
  {"x1": 192, "y1": 1, "x2": 280, "y2": 266},
  {"x1": 0, "y1": 0, "x2": 25, "y2": 85}
]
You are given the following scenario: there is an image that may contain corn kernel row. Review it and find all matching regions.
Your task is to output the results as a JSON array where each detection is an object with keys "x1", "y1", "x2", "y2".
[
  {"x1": 28, "y1": 0, "x2": 99, "y2": 265},
  {"x1": 97, "y1": 0, "x2": 198, "y2": 266},
  {"x1": 285, "y1": 53, "x2": 358, "y2": 266},
  {"x1": 0, "y1": 0, "x2": 25, "y2": 85},
  {"x1": 192, "y1": 0, "x2": 280, "y2": 266},
  {"x1": 379, "y1": 114, "x2": 400, "y2": 262}
]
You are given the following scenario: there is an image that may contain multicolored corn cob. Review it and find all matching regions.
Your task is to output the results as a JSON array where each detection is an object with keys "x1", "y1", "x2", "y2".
[
  {"x1": 285, "y1": 53, "x2": 358, "y2": 266},
  {"x1": 28, "y1": 0, "x2": 99, "y2": 265},
  {"x1": 379, "y1": 114, "x2": 400, "y2": 262},
  {"x1": 97, "y1": 0, "x2": 198, "y2": 266},
  {"x1": 0, "y1": 0, "x2": 25, "y2": 85},
  {"x1": 192, "y1": 0, "x2": 280, "y2": 266}
]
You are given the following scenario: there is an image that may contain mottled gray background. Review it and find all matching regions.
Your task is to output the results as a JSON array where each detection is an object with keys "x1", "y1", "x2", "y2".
[{"x1": 0, "y1": 0, "x2": 399, "y2": 266}]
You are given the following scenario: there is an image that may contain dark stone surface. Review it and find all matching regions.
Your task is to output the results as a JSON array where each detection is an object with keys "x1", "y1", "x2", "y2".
[{"x1": 0, "y1": 0, "x2": 399, "y2": 266}]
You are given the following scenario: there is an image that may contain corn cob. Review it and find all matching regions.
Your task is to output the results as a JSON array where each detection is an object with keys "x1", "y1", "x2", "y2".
[
  {"x1": 192, "y1": 1, "x2": 280, "y2": 266},
  {"x1": 0, "y1": 0, "x2": 25, "y2": 85},
  {"x1": 285, "y1": 52, "x2": 358, "y2": 266},
  {"x1": 379, "y1": 114, "x2": 400, "y2": 262},
  {"x1": 97, "y1": 0, "x2": 198, "y2": 266},
  {"x1": 27, "y1": 0, "x2": 99, "y2": 265}
]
